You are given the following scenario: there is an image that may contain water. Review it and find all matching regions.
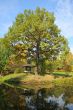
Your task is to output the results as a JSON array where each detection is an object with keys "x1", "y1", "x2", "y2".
[{"x1": 0, "y1": 84, "x2": 73, "y2": 110}]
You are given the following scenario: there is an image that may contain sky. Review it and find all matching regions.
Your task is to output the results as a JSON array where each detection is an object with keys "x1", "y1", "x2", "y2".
[{"x1": 0, "y1": 0, "x2": 73, "y2": 53}]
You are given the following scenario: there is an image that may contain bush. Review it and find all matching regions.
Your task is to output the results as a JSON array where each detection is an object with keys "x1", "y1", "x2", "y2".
[
  {"x1": 14, "y1": 68, "x2": 24, "y2": 73},
  {"x1": 64, "y1": 65, "x2": 72, "y2": 72}
]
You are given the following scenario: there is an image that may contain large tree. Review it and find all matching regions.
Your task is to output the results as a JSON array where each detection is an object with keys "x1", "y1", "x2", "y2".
[{"x1": 5, "y1": 8, "x2": 69, "y2": 74}]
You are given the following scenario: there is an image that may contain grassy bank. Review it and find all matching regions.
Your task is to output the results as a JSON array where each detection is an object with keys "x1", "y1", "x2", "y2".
[
  {"x1": 0, "y1": 73, "x2": 26, "y2": 84},
  {"x1": 0, "y1": 73, "x2": 54, "y2": 89},
  {"x1": 0, "y1": 72, "x2": 73, "y2": 89}
]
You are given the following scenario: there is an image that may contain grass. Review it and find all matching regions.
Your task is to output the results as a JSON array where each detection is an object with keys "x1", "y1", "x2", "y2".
[
  {"x1": 0, "y1": 73, "x2": 54, "y2": 89},
  {"x1": 0, "y1": 72, "x2": 73, "y2": 89},
  {"x1": 0, "y1": 73, "x2": 26, "y2": 84},
  {"x1": 52, "y1": 71, "x2": 73, "y2": 76},
  {"x1": 0, "y1": 73, "x2": 55, "y2": 84},
  {"x1": 54, "y1": 77, "x2": 73, "y2": 87}
]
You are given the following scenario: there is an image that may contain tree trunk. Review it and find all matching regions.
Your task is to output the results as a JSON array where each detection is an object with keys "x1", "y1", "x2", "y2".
[{"x1": 36, "y1": 39, "x2": 40, "y2": 75}]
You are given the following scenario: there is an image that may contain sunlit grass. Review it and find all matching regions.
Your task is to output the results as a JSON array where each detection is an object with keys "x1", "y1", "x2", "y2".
[
  {"x1": 52, "y1": 71, "x2": 73, "y2": 76},
  {"x1": 0, "y1": 73, "x2": 26, "y2": 84},
  {"x1": 54, "y1": 77, "x2": 73, "y2": 87},
  {"x1": 0, "y1": 72, "x2": 73, "y2": 89},
  {"x1": 0, "y1": 73, "x2": 54, "y2": 89}
]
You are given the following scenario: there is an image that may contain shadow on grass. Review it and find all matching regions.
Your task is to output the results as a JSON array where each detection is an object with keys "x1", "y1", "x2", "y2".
[
  {"x1": 1, "y1": 72, "x2": 72, "y2": 89},
  {"x1": 4, "y1": 75, "x2": 26, "y2": 87}
]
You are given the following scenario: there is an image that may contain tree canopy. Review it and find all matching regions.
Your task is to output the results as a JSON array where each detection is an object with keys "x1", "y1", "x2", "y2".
[{"x1": 5, "y1": 8, "x2": 69, "y2": 74}]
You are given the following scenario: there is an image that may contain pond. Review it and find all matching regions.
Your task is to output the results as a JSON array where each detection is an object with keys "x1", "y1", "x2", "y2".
[{"x1": 0, "y1": 84, "x2": 73, "y2": 110}]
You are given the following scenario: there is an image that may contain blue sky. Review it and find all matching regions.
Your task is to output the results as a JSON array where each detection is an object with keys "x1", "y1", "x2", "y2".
[{"x1": 0, "y1": 0, "x2": 73, "y2": 53}]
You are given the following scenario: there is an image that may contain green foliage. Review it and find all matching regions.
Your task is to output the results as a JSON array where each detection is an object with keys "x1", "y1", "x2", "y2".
[
  {"x1": 46, "y1": 61, "x2": 56, "y2": 73},
  {"x1": 5, "y1": 8, "x2": 69, "y2": 74},
  {"x1": 64, "y1": 64, "x2": 72, "y2": 72},
  {"x1": 62, "y1": 52, "x2": 73, "y2": 72},
  {"x1": 14, "y1": 68, "x2": 24, "y2": 73},
  {"x1": 0, "y1": 38, "x2": 12, "y2": 74}
]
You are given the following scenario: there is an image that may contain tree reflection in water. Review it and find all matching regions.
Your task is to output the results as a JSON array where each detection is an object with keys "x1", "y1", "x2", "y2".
[{"x1": 0, "y1": 85, "x2": 73, "y2": 110}]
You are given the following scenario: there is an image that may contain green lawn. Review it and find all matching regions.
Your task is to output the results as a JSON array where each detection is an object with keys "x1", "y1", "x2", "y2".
[{"x1": 52, "y1": 71, "x2": 73, "y2": 76}]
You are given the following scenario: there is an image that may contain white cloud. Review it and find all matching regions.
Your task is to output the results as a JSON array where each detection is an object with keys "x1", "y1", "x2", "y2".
[
  {"x1": 55, "y1": 0, "x2": 73, "y2": 38},
  {"x1": 70, "y1": 47, "x2": 73, "y2": 53},
  {"x1": 53, "y1": 0, "x2": 73, "y2": 53}
]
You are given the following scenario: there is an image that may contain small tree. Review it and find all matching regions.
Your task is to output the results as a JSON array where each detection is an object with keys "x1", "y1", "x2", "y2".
[
  {"x1": 0, "y1": 38, "x2": 12, "y2": 74},
  {"x1": 63, "y1": 52, "x2": 73, "y2": 74}
]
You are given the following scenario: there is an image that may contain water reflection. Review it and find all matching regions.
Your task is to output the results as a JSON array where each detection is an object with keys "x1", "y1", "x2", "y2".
[{"x1": 0, "y1": 84, "x2": 73, "y2": 110}]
